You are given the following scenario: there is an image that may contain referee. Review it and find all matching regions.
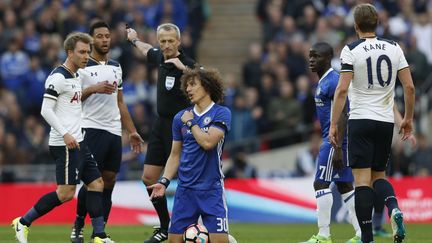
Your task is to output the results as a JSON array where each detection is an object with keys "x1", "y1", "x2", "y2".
[{"x1": 126, "y1": 23, "x2": 196, "y2": 243}]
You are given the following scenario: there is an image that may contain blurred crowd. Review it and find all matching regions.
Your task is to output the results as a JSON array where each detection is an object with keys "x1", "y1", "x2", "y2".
[
  {"x1": 1, "y1": 0, "x2": 432, "y2": 180},
  {"x1": 0, "y1": 0, "x2": 209, "y2": 173}
]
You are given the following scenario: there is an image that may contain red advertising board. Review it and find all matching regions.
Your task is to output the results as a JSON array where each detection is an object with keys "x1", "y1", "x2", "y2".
[{"x1": 389, "y1": 177, "x2": 432, "y2": 222}]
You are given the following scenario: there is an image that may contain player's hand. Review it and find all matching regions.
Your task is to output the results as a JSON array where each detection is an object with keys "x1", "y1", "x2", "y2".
[
  {"x1": 129, "y1": 132, "x2": 144, "y2": 154},
  {"x1": 147, "y1": 183, "x2": 166, "y2": 200},
  {"x1": 332, "y1": 148, "x2": 344, "y2": 170},
  {"x1": 125, "y1": 26, "x2": 138, "y2": 41},
  {"x1": 405, "y1": 133, "x2": 417, "y2": 148},
  {"x1": 181, "y1": 110, "x2": 194, "y2": 123},
  {"x1": 329, "y1": 124, "x2": 339, "y2": 148},
  {"x1": 399, "y1": 118, "x2": 413, "y2": 139},
  {"x1": 165, "y1": 58, "x2": 186, "y2": 71},
  {"x1": 93, "y1": 81, "x2": 116, "y2": 94},
  {"x1": 63, "y1": 133, "x2": 80, "y2": 150}
]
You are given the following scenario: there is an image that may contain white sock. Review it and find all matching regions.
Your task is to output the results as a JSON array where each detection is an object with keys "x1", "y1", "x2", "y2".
[
  {"x1": 342, "y1": 190, "x2": 361, "y2": 237},
  {"x1": 316, "y1": 188, "x2": 332, "y2": 238}
]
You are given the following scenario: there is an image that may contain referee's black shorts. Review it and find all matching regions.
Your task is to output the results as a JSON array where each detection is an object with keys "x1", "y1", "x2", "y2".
[
  {"x1": 144, "y1": 116, "x2": 173, "y2": 166},
  {"x1": 348, "y1": 119, "x2": 394, "y2": 171}
]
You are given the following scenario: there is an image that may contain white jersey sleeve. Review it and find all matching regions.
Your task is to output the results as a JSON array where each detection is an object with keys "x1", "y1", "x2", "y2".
[
  {"x1": 44, "y1": 73, "x2": 66, "y2": 100},
  {"x1": 340, "y1": 45, "x2": 355, "y2": 72}
]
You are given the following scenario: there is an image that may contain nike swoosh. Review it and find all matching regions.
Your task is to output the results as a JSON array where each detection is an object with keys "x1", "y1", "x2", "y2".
[{"x1": 16, "y1": 223, "x2": 21, "y2": 232}]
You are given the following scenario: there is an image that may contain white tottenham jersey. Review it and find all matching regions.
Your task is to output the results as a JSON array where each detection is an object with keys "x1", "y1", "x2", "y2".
[
  {"x1": 340, "y1": 37, "x2": 409, "y2": 123},
  {"x1": 44, "y1": 65, "x2": 83, "y2": 146},
  {"x1": 79, "y1": 58, "x2": 123, "y2": 136}
]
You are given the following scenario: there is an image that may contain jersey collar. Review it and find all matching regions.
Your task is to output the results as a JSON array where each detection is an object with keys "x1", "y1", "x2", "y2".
[
  {"x1": 318, "y1": 68, "x2": 334, "y2": 84},
  {"x1": 193, "y1": 102, "x2": 215, "y2": 117}
]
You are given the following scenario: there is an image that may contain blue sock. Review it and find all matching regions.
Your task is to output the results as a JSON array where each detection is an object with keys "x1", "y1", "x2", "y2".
[
  {"x1": 86, "y1": 191, "x2": 106, "y2": 238},
  {"x1": 103, "y1": 188, "x2": 113, "y2": 223},
  {"x1": 373, "y1": 179, "x2": 399, "y2": 217},
  {"x1": 373, "y1": 190, "x2": 385, "y2": 230},
  {"x1": 22, "y1": 192, "x2": 61, "y2": 226}
]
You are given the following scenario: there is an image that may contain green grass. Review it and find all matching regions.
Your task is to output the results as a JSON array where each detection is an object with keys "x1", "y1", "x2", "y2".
[{"x1": 1, "y1": 223, "x2": 431, "y2": 242}]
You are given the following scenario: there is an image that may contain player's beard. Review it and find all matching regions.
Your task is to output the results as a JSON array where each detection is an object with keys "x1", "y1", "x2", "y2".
[{"x1": 94, "y1": 45, "x2": 109, "y2": 55}]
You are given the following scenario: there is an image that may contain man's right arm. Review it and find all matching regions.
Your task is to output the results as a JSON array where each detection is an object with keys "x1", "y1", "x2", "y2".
[
  {"x1": 126, "y1": 27, "x2": 153, "y2": 58},
  {"x1": 397, "y1": 68, "x2": 415, "y2": 140}
]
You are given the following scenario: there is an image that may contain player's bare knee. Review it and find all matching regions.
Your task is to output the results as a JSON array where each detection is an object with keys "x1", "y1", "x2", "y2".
[
  {"x1": 335, "y1": 181, "x2": 354, "y2": 194},
  {"x1": 209, "y1": 233, "x2": 229, "y2": 243},
  {"x1": 313, "y1": 180, "x2": 330, "y2": 191},
  {"x1": 142, "y1": 173, "x2": 158, "y2": 186},
  {"x1": 86, "y1": 177, "x2": 104, "y2": 192},
  {"x1": 56, "y1": 186, "x2": 76, "y2": 202}
]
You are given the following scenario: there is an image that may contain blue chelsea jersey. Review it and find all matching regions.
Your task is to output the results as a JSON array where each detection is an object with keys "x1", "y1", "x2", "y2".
[
  {"x1": 172, "y1": 103, "x2": 231, "y2": 190},
  {"x1": 315, "y1": 68, "x2": 348, "y2": 144}
]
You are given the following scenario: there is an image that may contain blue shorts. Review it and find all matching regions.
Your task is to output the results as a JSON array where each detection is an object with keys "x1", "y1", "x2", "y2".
[
  {"x1": 169, "y1": 186, "x2": 228, "y2": 234},
  {"x1": 314, "y1": 141, "x2": 353, "y2": 183}
]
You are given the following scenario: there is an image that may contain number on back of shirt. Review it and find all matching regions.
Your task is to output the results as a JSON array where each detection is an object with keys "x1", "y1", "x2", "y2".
[{"x1": 366, "y1": 54, "x2": 392, "y2": 89}]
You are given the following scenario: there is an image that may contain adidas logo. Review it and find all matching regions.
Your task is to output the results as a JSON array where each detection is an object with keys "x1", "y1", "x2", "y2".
[{"x1": 333, "y1": 173, "x2": 340, "y2": 179}]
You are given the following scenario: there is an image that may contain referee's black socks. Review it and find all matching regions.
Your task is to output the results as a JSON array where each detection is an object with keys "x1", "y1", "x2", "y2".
[
  {"x1": 355, "y1": 186, "x2": 374, "y2": 243},
  {"x1": 373, "y1": 178, "x2": 399, "y2": 217},
  {"x1": 147, "y1": 188, "x2": 170, "y2": 230}
]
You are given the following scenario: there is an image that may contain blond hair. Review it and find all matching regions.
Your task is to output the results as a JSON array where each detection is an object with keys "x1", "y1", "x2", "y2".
[
  {"x1": 63, "y1": 32, "x2": 93, "y2": 52},
  {"x1": 354, "y1": 4, "x2": 378, "y2": 33}
]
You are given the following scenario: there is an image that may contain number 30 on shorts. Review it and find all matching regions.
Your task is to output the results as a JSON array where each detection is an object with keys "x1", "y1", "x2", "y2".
[{"x1": 216, "y1": 217, "x2": 228, "y2": 232}]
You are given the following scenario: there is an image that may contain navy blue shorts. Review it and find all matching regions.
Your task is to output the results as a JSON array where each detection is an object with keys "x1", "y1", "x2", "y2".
[
  {"x1": 348, "y1": 119, "x2": 394, "y2": 171},
  {"x1": 84, "y1": 128, "x2": 122, "y2": 173},
  {"x1": 314, "y1": 140, "x2": 353, "y2": 183},
  {"x1": 50, "y1": 142, "x2": 100, "y2": 185},
  {"x1": 145, "y1": 117, "x2": 173, "y2": 166},
  {"x1": 169, "y1": 186, "x2": 228, "y2": 234}
]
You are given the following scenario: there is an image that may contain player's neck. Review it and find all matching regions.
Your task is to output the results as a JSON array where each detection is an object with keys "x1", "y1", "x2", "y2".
[
  {"x1": 194, "y1": 97, "x2": 213, "y2": 113},
  {"x1": 63, "y1": 59, "x2": 78, "y2": 74},
  {"x1": 91, "y1": 51, "x2": 108, "y2": 62},
  {"x1": 317, "y1": 66, "x2": 331, "y2": 79},
  {"x1": 358, "y1": 31, "x2": 376, "y2": 39}
]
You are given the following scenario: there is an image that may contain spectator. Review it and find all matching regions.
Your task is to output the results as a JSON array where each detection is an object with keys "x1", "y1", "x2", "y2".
[
  {"x1": 225, "y1": 147, "x2": 257, "y2": 179},
  {"x1": 410, "y1": 133, "x2": 432, "y2": 176},
  {"x1": 293, "y1": 132, "x2": 321, "y2": 177}
]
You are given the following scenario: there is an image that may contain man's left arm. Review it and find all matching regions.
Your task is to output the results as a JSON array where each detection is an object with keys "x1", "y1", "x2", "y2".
[{"x1": 117, "y1": 90, "x2": 144, "y2": 153}]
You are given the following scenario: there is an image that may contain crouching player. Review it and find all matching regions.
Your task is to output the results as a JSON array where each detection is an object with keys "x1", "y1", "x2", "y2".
[{"x1": 148, "y1": 67, "x2": 231, "y2": 243}]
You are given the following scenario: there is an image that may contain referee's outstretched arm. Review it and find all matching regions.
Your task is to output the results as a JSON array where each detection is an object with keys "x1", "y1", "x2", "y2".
[{"x1": 125, "y1": 26, "x2": 153, "y2": 58}]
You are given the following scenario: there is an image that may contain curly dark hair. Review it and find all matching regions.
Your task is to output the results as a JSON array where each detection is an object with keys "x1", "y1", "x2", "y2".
[{"x1": 180, "y1": 67, "x2": 225, "y2": 103}]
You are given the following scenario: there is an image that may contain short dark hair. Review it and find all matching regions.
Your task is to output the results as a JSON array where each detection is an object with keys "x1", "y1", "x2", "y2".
[
  {"x1": 89, "y1": 21, "x2": 110, "y2": 36},
  {"x1": 354, "y1": 4, "x2": 378, "y2": 33},
  {"x1": 312, "y1": 42, "x2": 334, "y2": 59},
  {"x1": 181, "y1": 67, "x2": 225, "y2": 103}
]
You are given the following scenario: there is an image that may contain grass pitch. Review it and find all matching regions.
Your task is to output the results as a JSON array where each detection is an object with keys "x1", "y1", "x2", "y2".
[{"x1": 1, "y1": 223, "x2": 431, "y2": 242}]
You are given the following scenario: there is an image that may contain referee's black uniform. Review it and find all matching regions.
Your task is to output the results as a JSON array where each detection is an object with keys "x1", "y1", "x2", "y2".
[{"x1": 145, "y1": 48, "x2": 196, "y2": 165}]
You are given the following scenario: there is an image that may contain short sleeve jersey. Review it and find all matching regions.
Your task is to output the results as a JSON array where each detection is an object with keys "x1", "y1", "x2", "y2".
[
  {"x1": 315, "y1": 68, "x2": 347, "y2": 145},
  {"x1": 147, "y1": 48, "x2": 195, "y2": 119},
  {"x1": 340, "y1": 37, "x2": 409, "y2": 123},
  {"x1": 172, "y1": 103, "x2": 231, "y2": 190},
  {"x1": 44, "y1": 65, "x2": 83, "y2": 146},
  {"x1": 79, "y1": 58, "x2": 123, "y2": 136}
]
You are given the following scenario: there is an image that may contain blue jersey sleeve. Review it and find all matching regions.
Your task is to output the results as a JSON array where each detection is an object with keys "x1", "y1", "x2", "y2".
[
  {"x1": 211, "y1": 106, "x2": 231, "y2": 133},
  {"x1": 327, "y1": 74, "x2": 339, "y2": 99},
  {"x1": 172, "y1": 111, "x2": 184, "y2": 141}
]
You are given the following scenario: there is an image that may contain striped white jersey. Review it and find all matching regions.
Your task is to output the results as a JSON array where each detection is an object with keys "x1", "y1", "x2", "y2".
[
  {"x1": 44, "y1": 65, "x2": 83, "y2": 146},
  {"x1": 340, "y1": 37, "x2": 409, "y2": 123},
  {"x1": 78, "y1": 58, "x2": 123, "y2": 136}
]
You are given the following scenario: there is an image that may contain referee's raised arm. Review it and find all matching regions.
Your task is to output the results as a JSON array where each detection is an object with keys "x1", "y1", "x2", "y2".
[{"x1": 125, "y1": 26, "x2": 153, "y2": 58}]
